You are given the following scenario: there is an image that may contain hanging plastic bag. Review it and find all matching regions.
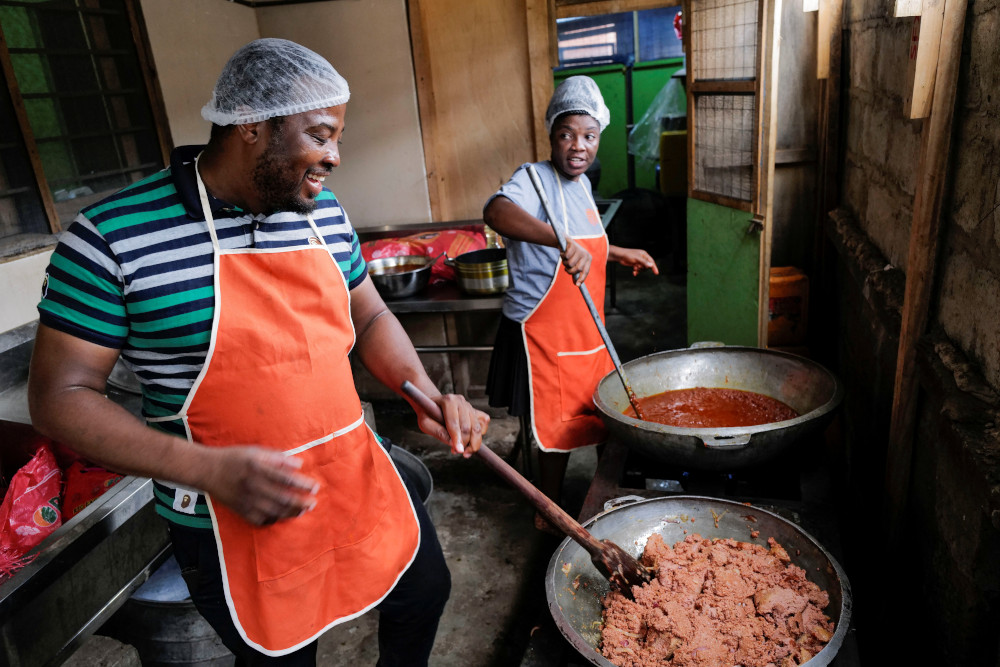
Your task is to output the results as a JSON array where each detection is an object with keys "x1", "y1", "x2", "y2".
[
  {"x1": 0, "y1": 442, "x2": 63, "y2": 580},
  {"x1": 627, "y1": 76, "x2": 688, "y2": 169}
]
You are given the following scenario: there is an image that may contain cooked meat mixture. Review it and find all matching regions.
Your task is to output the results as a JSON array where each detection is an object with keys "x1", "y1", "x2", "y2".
[{"x1": 601, "y1": 534, "x2": 834, "y2": 667}]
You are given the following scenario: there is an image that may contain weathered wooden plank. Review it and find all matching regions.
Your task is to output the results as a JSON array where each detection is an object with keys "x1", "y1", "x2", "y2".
[
  {"x1": 886, "y1": 0, "x2": 969, "y2": 545},
  {"x1": 903, "y1": 0, "x2": 945, "y2": 119}
]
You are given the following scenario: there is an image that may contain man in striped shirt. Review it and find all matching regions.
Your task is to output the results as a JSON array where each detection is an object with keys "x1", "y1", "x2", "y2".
[{"x1": 28, "y1": 38, "x2": 487, "y2": 666}]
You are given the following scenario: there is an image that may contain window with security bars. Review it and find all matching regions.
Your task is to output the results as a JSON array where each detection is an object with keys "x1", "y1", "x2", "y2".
[
  {"x1": 686, "y1": 0, "x2": 765, "y2": 208},
  {"x1": 689, "y1": 0, "x2": 758, "y2": 81},
  {"x1": 556, "y1": 6, "x2": 683, "y2": 69},
  {"x1": 0, "y1": 0, "x2": 169, "y2": 250},
  {"x1": 693, "y1": 94, "x2": 755, "y2": 201}
]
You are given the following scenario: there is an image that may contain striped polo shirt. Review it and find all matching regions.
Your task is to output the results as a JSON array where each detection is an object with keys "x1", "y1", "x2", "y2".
[{"x1": 37, "y1": 145, "x2": 368, "y2": 529}]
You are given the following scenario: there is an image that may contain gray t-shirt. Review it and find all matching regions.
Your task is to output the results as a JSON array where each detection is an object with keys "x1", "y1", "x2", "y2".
[{"x1": 486, "y1": 161, "x2": 606, "y2": 322}]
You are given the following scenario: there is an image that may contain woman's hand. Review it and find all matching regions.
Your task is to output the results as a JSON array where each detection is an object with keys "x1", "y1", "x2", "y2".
[
  {"x1": 562, "y1": 238, "x2": 593, "y2": 285},
  {"x1": 609, "y1": 246, "x2": 659, "y2": 277}
]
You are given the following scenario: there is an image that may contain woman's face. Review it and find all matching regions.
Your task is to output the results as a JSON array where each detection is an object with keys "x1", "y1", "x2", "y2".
[{"x1": 549, "y1": 113, "x2": 600, "y2": 181}]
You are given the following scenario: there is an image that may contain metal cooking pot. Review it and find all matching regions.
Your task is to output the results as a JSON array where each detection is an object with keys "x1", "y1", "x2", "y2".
[
  {"x1": 593, "y1": 345, "x2": 844, "y2": 470},
  {"x1": 368, "y1": 255, "x2": 434, "y2": 299},
  {"x1": 446, "y1": 248, "x2": 508, "y2": 295},
  {"x1": 546, "y1": 495, "x2": 852, "y2": 667}
]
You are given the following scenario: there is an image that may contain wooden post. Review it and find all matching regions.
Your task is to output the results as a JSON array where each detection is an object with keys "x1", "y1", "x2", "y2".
[
  {"x1": 526, "y1": 0, "x2": 556, "y2": 162},
  {"x1": 903, "y1": 0, "x2": 946, "y2": 119},
  {"x1": 884, "y1": 0, "x2": 968, "y2": 544}
]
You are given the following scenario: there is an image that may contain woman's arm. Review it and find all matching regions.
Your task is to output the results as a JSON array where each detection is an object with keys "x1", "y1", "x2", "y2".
[
  {"x1": 608, "y1": 245, "x2": 660, "y2": 276},
  {"x1": 484, "y1": 196, "x2": 593, "y2": 285}
]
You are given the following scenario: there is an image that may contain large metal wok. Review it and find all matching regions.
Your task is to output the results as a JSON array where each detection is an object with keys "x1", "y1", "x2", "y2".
[
  {"x1": 546, "y1": 495, "x2": 852, "y2": 667},
  {"x1": 593, "y1": 345, "x2": 843, "y2": 470}
]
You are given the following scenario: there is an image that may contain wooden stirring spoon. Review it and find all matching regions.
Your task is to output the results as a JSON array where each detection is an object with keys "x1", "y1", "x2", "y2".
[{"x1": 400, "y1": 381, "x2": 652, "y2": 594}]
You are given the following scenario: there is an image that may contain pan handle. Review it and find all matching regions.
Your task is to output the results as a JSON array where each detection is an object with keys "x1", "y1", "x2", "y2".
[
  {"x1": 701, "y1": 433, "x2": 752, "y2": 449},
  {"x1": 602, "y1": 495, "x2": 647, "y2": 513}
]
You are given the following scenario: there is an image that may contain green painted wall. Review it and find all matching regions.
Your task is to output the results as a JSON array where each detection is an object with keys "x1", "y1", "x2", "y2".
[
  {"x1": 631, "y1": 59, "x2": 684, "y2": 192},
  {"x1": 686, "y1": 198, "x2": 759, "y2": 346}
]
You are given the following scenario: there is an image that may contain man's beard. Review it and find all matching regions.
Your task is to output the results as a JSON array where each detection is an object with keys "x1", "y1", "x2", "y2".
[{"x1": 251, "y1": 137, "x2": 317, "y2": 216}]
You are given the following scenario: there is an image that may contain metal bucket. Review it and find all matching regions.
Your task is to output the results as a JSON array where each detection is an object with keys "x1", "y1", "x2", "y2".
[
  {"x1": 101, "y1": 555, "x2": 234, "y2": 666},
  {"x1": 593, "y1": 346, "x2": 844, "y2": 470},
  {"x1": 546, "y1": 495, "x2": 852, "y2": 667},
  {"x1": 389, "y1": 446, "x2": 433, "y2": 505}
]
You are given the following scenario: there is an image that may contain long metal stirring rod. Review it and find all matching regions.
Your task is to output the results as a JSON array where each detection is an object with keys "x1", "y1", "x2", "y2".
[{"x1": 525, "y1": 163, "x2": 645, "y2": 420}]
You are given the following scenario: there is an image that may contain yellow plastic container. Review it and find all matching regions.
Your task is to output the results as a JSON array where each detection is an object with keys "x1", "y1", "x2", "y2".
[{"x1": 768, "y1": 266, "x2": 809, "y2": 347}]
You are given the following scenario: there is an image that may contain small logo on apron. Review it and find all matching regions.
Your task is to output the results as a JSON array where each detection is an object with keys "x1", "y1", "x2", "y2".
[{"x1": 308, "y1": 236, "x2": 322, "y2": 246}]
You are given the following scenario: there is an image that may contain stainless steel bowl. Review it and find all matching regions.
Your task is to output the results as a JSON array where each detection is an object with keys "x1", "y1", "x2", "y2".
[
  {"x1": 547, "y1": 495, "x2": 852, "y2": 667},
  {"x1": 368, "y1": 255, "x2": 433, "y2": 299},
  {"x1": 593, "y1": 346, "x2": 844, "y2": 470}
]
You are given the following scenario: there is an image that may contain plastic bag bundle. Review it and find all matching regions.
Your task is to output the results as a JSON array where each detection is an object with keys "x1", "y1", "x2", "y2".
[
  {"x1": 0, "y1": 442, "x2": 63, "y2": 580},
  {"x1": 627, "y1": 77, "x2": 687, "y2": 167}
]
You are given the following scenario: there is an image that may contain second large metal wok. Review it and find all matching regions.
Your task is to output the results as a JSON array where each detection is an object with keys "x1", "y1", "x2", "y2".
[
  {"x1": 593, "y1": 345, "x2": 843, "y2": 470},
  {"x1": 546, "y1": 495, "x2": 852, "y2": 667}
]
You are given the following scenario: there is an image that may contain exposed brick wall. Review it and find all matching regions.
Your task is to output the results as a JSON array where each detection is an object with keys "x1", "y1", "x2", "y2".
[{"x1": 827, "y1": 1, "x2": 1000, "y2": 663}]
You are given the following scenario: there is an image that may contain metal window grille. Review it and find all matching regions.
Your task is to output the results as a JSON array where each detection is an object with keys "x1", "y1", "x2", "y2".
[
  {"x1": 693, "y1": 94, "x2": 755, "y2": 201},
  {"x1": 690, "y1": 0, "x2": 759, "y2": 81}
]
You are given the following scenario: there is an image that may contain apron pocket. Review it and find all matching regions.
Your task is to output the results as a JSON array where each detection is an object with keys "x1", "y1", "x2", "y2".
[
  {"x1": 556, "y1": 347, "x2": 608, "y2": 422},
  {"x1": 251, "y1": 427, "x2": 390, "y2": 582}
]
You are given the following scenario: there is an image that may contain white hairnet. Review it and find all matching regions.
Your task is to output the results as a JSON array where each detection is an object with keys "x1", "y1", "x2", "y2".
[
  {"x1": 201, "y1": 38, "x2": 350, "y2": 126},
  {"x1": 544, "y1": 76, "x2": 610, "y2": 135}
]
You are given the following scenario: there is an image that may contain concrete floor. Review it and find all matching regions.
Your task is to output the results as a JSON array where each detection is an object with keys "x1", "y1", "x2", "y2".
[{"x1": 316, "y1": 264, "x2": 687, "y2": 666}]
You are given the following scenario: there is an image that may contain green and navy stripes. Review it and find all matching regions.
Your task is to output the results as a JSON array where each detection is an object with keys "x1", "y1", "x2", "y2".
[{"x1": 38, "y1": 145, "x2": 367, "y2": 529}]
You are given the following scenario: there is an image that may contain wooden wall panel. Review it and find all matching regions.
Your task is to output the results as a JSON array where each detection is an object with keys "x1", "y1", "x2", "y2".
[{"x1": 409, "y1": 0, "x2": 536, "y2": 222}]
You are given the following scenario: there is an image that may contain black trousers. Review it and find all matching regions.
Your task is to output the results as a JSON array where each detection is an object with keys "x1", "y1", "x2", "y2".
[{"x1": 169, "y1": 461, "x2": 451, "y2": 667}]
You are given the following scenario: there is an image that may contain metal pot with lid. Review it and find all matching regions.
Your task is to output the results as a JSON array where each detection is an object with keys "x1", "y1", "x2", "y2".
[{"x1": 446, "y1": 248, "x2": 508, "y2": 295}]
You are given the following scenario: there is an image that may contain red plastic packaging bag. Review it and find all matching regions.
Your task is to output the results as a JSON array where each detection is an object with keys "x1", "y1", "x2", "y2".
[
  {"x1": 0, "y1": 443, "x2": 63, "y2": 579},
  {"x1": 361, "y1": 228, "x2": 487, "y2": 285},
  {"x1": 360, "y1": 238, "x2": 425, "y2": 263},
  {"x1": 62, "y1": 460, "x2": 124, "y2": 521}
]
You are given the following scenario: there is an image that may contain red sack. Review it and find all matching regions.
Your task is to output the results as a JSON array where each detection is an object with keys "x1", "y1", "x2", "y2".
[
  {"x1": 402, "y1": 228, "x2": 486, "y2": 284},
  {"x1": 0, "y1": 443, "x2": 63, "y2": 579},
  {"x1": 62, "y1": 460, "x2": 124, "y2": 520},
  {"x1": 360, "y1": 238, "x2": 425, "y2": 263},
  {"x1": 361, "y1": 228, "x2": 487, "y2": 284}
]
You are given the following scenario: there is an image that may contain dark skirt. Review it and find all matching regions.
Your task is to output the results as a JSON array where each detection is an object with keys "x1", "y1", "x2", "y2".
[{"x1": 486, "y1": 314, "x2": 531, "y2": 418}]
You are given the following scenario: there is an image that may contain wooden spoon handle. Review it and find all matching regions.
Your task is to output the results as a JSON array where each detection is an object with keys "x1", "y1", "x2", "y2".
[{"x1": 400, "y1": 381, "x2": 604, "y2": 556}]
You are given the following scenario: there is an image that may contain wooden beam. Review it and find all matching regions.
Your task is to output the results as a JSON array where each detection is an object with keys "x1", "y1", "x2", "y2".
[
  {"x1": 755, "y1": 0, "x2": 782, "y2": 346},
  {"x1": 885, "y1": 0, "x2": 969, "y2": 545},
  {"x1": 555, "y1": 0, "x2": 678, "y2": 19},
  {"x1": 0, "y1": 22, "x2": 61, "y2": 234},
  {"x1": 903, "y1": 0, "x2": 946, "y2": 119},
  {"x1": 526, "y1": 0, "x2": 556, "y2": 162},
  {"x1": 125, "y1": 0, "x2": 173, "y2": 167},
  {"x1": 406, "y1": 0, "x2": 442, "y2": 221},
  {"x1": 816, "y1": 0, "x2": 833, "y2": 78}
]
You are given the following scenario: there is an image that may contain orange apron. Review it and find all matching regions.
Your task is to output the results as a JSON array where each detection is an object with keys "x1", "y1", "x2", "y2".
[
  {"x1": 522, "y1": 176, "x2": 612, "y2": 452},
  {"x1": 153, "y1": 158, "x2": 420, "y2": 656}
]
